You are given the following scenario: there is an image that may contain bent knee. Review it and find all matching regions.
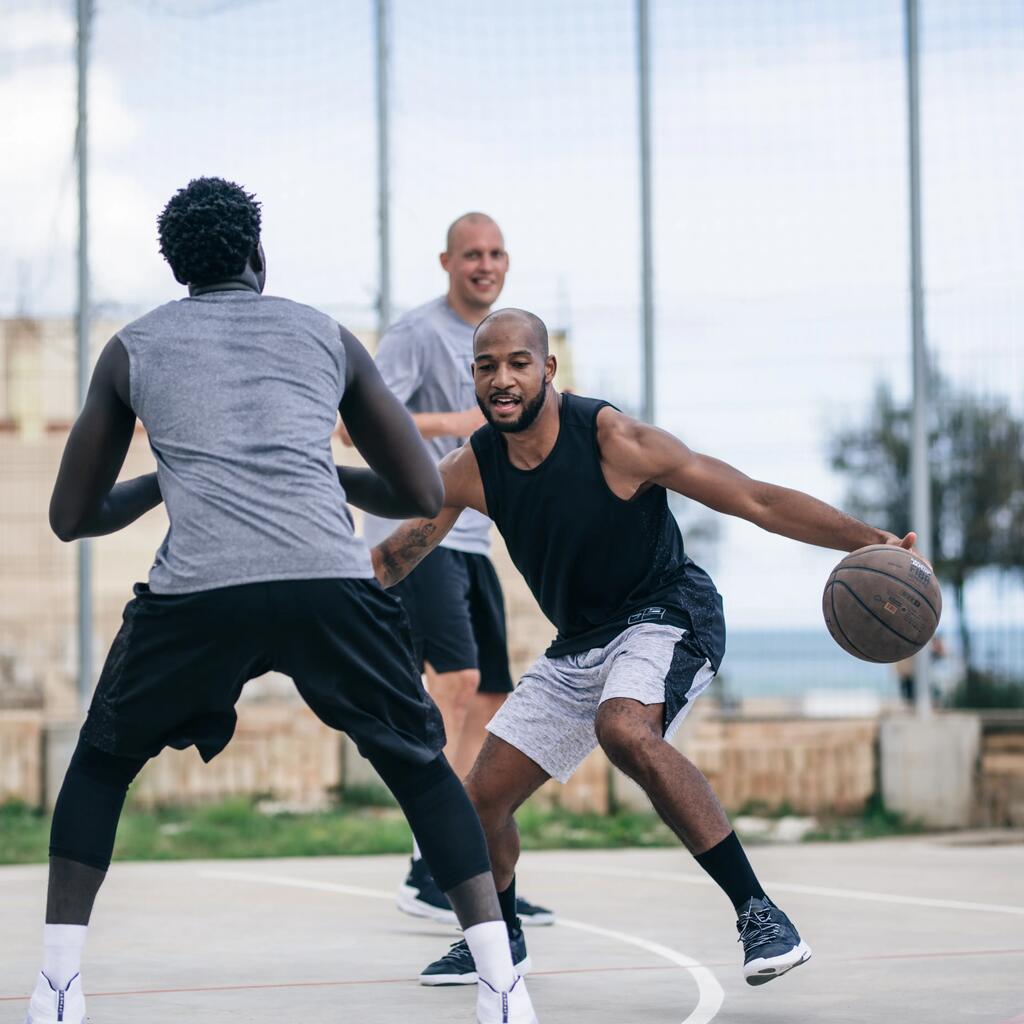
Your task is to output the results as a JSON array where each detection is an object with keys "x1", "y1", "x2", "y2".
[
  {"x1": 464, "y1": 774, "x2": 515, "y2": 829},
  {"x1": 595, "y1": 714, "x2": 661, "y2": 776},
  {"x1": 428, "y1": 667, "x2": 481, "y2": 707}
]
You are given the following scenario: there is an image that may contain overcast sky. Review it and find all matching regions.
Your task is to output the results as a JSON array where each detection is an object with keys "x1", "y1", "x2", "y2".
[{"x1": 3, "y1": 0, "x2": 1022, "y2": 631}]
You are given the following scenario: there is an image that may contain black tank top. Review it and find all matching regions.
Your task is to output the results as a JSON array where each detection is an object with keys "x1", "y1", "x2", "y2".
[{"x1": 470, "y1": 393, "x2": 725, "y2": 661}]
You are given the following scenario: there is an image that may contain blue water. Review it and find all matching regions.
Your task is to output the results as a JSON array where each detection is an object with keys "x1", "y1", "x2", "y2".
[{"x1": 720, "y1": 627, "x2": 1024, "y2": 697}]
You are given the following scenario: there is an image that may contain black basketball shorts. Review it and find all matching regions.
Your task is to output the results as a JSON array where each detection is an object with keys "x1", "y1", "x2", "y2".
[
  {"x1": 81, "y1": 578, "x2": 446, "y2": 765},
  {"x1": 391, "y1": 547, "x2": 514, "y2": 694}
]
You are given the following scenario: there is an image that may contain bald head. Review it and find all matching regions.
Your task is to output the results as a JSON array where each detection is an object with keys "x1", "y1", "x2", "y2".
[
  {"x1": 441, "y1": 213, "x2": 508, "y2": 321},
  {"x1": 446, "y1": 212, "x2": 500, "y2": 253},
  {"x1": 474, "y1": 308, "x2": 549, "y2": 358},
  {"x1": 473, "y1": 308, "x2": 554, "y2": 434}
]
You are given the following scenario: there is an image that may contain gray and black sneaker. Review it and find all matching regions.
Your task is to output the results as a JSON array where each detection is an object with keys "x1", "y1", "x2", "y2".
[
  {"x1": 399, "y1": 858, "x2": 557, "y2": 929},
  {"x1": 419, "y1": 926, "x2": 531, "y2": 986},
  {"x1": 515, "y1": 894, "x2": 555, "y2": 927},
  {"x1": 737, "y1": 896, "x2": 812, "y2": 986}
]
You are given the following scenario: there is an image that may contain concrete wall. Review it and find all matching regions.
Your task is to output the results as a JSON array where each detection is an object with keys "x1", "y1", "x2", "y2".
[{"x1": 879, "y1": 713, "x2": 982, "y2": 828}]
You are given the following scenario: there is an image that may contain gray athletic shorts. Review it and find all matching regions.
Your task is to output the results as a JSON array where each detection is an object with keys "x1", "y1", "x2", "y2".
[{"x1": 486, "y1": 622, "x2": 716, "y2": 783}]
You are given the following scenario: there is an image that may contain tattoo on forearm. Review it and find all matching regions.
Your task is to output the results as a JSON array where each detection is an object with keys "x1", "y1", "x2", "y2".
[{"x1": 378, "y1": 521, "x2": 438, "y2": 586}]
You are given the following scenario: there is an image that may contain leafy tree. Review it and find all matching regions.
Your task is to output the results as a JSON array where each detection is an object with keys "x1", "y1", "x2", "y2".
[{"x1": 828, "y1": 372, "x2": 1024, "y2": 679}]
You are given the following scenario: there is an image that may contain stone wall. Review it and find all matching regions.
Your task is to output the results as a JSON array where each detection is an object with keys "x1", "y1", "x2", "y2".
[
  {"x1": 0, "y1": 710, "x2": 43, "y2": 806},
  {"x1": 131, "y1": 704, "x2": 344, "y2": 810},
  {"x1": 975, "y1": 711, "x2": 1024, "y2": 827},
  {"x1": 3, "y1": 703, "x2": 884, "y2": 818}
]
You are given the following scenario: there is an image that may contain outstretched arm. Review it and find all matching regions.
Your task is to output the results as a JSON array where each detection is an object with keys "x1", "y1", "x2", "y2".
[
  {"x1": 49, "y1": 336, "x2": 162, "y2": 542},
  {"x1": 599, "y1": 409, "x2": 916, "y2": 554},
  {"x1": 371, "y1": 445, "x2": 487, "y2": 586},
  {"x1": 336, "y1": 327, "x2": 444, "y2": 518}
]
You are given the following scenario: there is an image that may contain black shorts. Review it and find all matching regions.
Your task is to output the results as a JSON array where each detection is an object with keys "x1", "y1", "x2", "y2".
[
  {"x1": 81, "y1": 578, "x2": 445, "y2": 765},
  {"x1": 391, "y1": 547, "x2": 513, "y2": 694}
]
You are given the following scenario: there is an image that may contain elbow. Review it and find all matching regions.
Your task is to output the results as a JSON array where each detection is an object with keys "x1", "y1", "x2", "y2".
[
  {"x1": 49, "y1": 512, "x2": 81, "y2": 543},
  {"x1": 49, "y1": 495, "x2": 86, "y2": 542},
  {"x1": 411, "y1": 468, "x2": 444, "y2": 519},
  {"x1": 414, "y1": 481, "x2": 444, "y2": 519}
]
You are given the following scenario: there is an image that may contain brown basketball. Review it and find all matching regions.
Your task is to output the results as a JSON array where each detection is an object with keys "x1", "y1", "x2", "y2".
[{"x1": 822, "y1": 545, "x2": 942, "y2": 663}]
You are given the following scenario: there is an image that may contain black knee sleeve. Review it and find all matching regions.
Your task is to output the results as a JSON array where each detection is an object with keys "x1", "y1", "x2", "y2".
[
  {"x1": 49, "y1": 739, "x2": 147, "y2": 871},
  {"x1": 370, "y1": 751, "x2": 491, "y2": 893}
]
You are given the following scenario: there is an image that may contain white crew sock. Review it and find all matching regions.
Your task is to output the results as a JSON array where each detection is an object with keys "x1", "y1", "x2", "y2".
[
  {"x1": 411, "y1": 838, "x2": 422, "y2": 862},
  {"x1": 463, "y1": 920, "x2": 516, "y2": 991},
  {"x1": 42, "y1": 924, "x2": 87, "y2": 989}
]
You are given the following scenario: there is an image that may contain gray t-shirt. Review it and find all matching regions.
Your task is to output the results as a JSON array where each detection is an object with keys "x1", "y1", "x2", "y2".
[
  {"x1": 119, "y1": 290, "x2": 373, "y2": 593},
  {"x1": 362, "y1": 297, "x2": 492, "y2": 555}
]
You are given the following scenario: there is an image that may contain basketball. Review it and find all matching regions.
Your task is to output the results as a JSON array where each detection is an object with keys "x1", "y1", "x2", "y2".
[{"x1": 822, "y1": 544, "x2": 942, "y2": 663}]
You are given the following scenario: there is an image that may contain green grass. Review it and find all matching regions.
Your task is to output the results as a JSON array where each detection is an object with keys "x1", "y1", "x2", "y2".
[
  {"x1": 0, "y1": 792, "x2": 921, "y2": 866},
  {"x1": 0, "y1": 797, "x2": 414, "y2": 865}
]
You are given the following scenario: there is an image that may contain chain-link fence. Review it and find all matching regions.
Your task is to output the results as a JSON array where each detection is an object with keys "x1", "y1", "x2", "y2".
[{"x1": 2, "y1": 0, "x2": 1022, "y2": 716}]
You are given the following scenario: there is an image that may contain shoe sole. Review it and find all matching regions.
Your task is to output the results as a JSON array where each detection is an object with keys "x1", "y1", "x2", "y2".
[
  {"x1": 420, "y1": 954, "x2": 532, "y2": 987},
  {"x1": 396, "y1": 885, "x2": 459, "y2": 926},
  {"x1": 518, "y1": 912, "x2": 555, "y2": 927},
  {"x1": 744, "y1": 941, "x2": 813, "y2": 986}
]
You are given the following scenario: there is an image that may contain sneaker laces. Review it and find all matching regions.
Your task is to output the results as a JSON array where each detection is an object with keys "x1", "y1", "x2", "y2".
[
  {"x1": 441, "y1": 939, "x2": 472, "y2": 962},
  {"x1": 737, "y1": 904, "x2": 782, "y2": 952}
]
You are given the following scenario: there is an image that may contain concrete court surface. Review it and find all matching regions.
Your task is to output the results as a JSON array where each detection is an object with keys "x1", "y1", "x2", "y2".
[{"x1": 1, "y1": 835, "x2": 1022, "y2": 1024}]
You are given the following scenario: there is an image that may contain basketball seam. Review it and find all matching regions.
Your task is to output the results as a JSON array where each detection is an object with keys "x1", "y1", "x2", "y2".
[
  {"x1": 828, "y1": 582, "x2": 883, "y2": 663},
  {"x1": 835, "y1": 564, "x2": 939, "y2": 619},
  {"x1": 833, "y1": 579, "x2": 918, "y2": 647}
]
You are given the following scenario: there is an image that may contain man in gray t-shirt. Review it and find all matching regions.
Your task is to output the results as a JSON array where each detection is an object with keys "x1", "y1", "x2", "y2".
[
  {"x1": 355, "y1": 214, "x2": 554, "y2": 934},
  {"x1": 27, "y1": 179, "x2": 537, "y2": 1024}
]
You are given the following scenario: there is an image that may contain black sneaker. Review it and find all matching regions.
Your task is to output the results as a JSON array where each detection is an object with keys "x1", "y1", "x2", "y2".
[
  {"x1": 419, "y1": 927, "x2": 531, "y2": 986},
  {"x1": 515, "y1": 894, "x2": 555, "y2": 927},
  {"x1": 397, "y1": 858, "x2": 458, "y2": 925},
  {"x1": 736, "y1": 896, "x2": 812, "y2": 986}
]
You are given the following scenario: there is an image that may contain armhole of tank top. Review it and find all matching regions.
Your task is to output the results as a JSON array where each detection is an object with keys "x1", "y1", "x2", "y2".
[
  {"x1": 589, "y1": 399, "x2": 653, "y2": 507},
  {"x1": 118, "y1": 331, "x2": 141, "y2": 416},
  {"x1": 588, "y1": 399, "x2": 613, "y2": 485},
  {"x1": 335, "y1": 322, "x2": 349, "y2": 403},
  {"x1": 470, "y1": 431, "x2": 499, "y2": 522}
]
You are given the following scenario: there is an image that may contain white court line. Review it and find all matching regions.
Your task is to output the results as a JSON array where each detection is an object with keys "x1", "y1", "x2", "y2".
[
  {"x1": 537, "y1": 863, "x2": 1024, "y2": 917},
  {"x1": 201, "y1": 869, "x2": 725, "y2": 1024},
  {"x1": 556, "y1": 917, "x2": 723, "y2": 1024}
]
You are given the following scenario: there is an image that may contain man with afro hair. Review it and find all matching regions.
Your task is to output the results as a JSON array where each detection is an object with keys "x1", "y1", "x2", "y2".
[{"x1": 27, "y1": 177, "x2": 540, "y2": 1024}]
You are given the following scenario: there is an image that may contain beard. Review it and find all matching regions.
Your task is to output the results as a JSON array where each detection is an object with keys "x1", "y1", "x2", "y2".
[{"x1": 478, "y1": 385, "x2": 548, "y2": 434}]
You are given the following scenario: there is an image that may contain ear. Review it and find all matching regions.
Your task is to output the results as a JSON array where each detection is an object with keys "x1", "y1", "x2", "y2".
[
  {"x1": 172, "y1": 268, "x2": 189, "y2": 286},
  {"x1": 439, "y1": 251, "x2": 450, "y2": 273},
  {"x1": 250, "y1": 244, "x2": 264, "y2": 273},
  {"x1": 545, "y1": 353, "x2": 558, "y2": 384}
]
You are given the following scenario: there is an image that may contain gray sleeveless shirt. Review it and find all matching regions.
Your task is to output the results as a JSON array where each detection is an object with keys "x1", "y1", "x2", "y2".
[{"x1": 119, "y1": 289, "x2": 372, "y2": 594}]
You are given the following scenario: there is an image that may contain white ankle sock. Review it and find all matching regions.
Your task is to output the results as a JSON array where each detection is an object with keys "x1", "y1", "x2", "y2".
[
  {"x1": 411, "y1": 838, "x2": 422, "y2": 862},
  {"x1": 464, "y1": 920, "x2": 516, "y2": 990},
  {"x1": 42, "y1": 924, "x2": 87, "y2": 989}
]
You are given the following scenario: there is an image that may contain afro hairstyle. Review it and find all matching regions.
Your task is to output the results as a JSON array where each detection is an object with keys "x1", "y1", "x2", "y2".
[{"x1": 157, "y1": 177, "x2": 262, "y2": 286}]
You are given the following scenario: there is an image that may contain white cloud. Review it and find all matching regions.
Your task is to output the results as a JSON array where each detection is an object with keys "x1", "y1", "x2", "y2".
[{"x1": 1, "y1": 7, "x2": 75, "y2": 55}]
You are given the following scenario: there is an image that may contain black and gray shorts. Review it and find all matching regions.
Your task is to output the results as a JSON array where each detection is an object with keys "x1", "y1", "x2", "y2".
[
  {"x1": 391, "y1": 546, "x2": 513, "y2": 694},
  {"x1": 81, "y1": 578, "x2": 445, "y2": 765},
  {"x1": 487, "y1": 622, "x2": 717, "y2": 783}
]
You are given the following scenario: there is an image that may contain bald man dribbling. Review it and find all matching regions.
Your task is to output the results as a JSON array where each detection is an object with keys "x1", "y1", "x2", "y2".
[
  {"x1": 371, "y1": 308, "x2": 921, "y2": 995},
  {"x1": 355, "y1": 215, "x2": 555, "y2": 952}
]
